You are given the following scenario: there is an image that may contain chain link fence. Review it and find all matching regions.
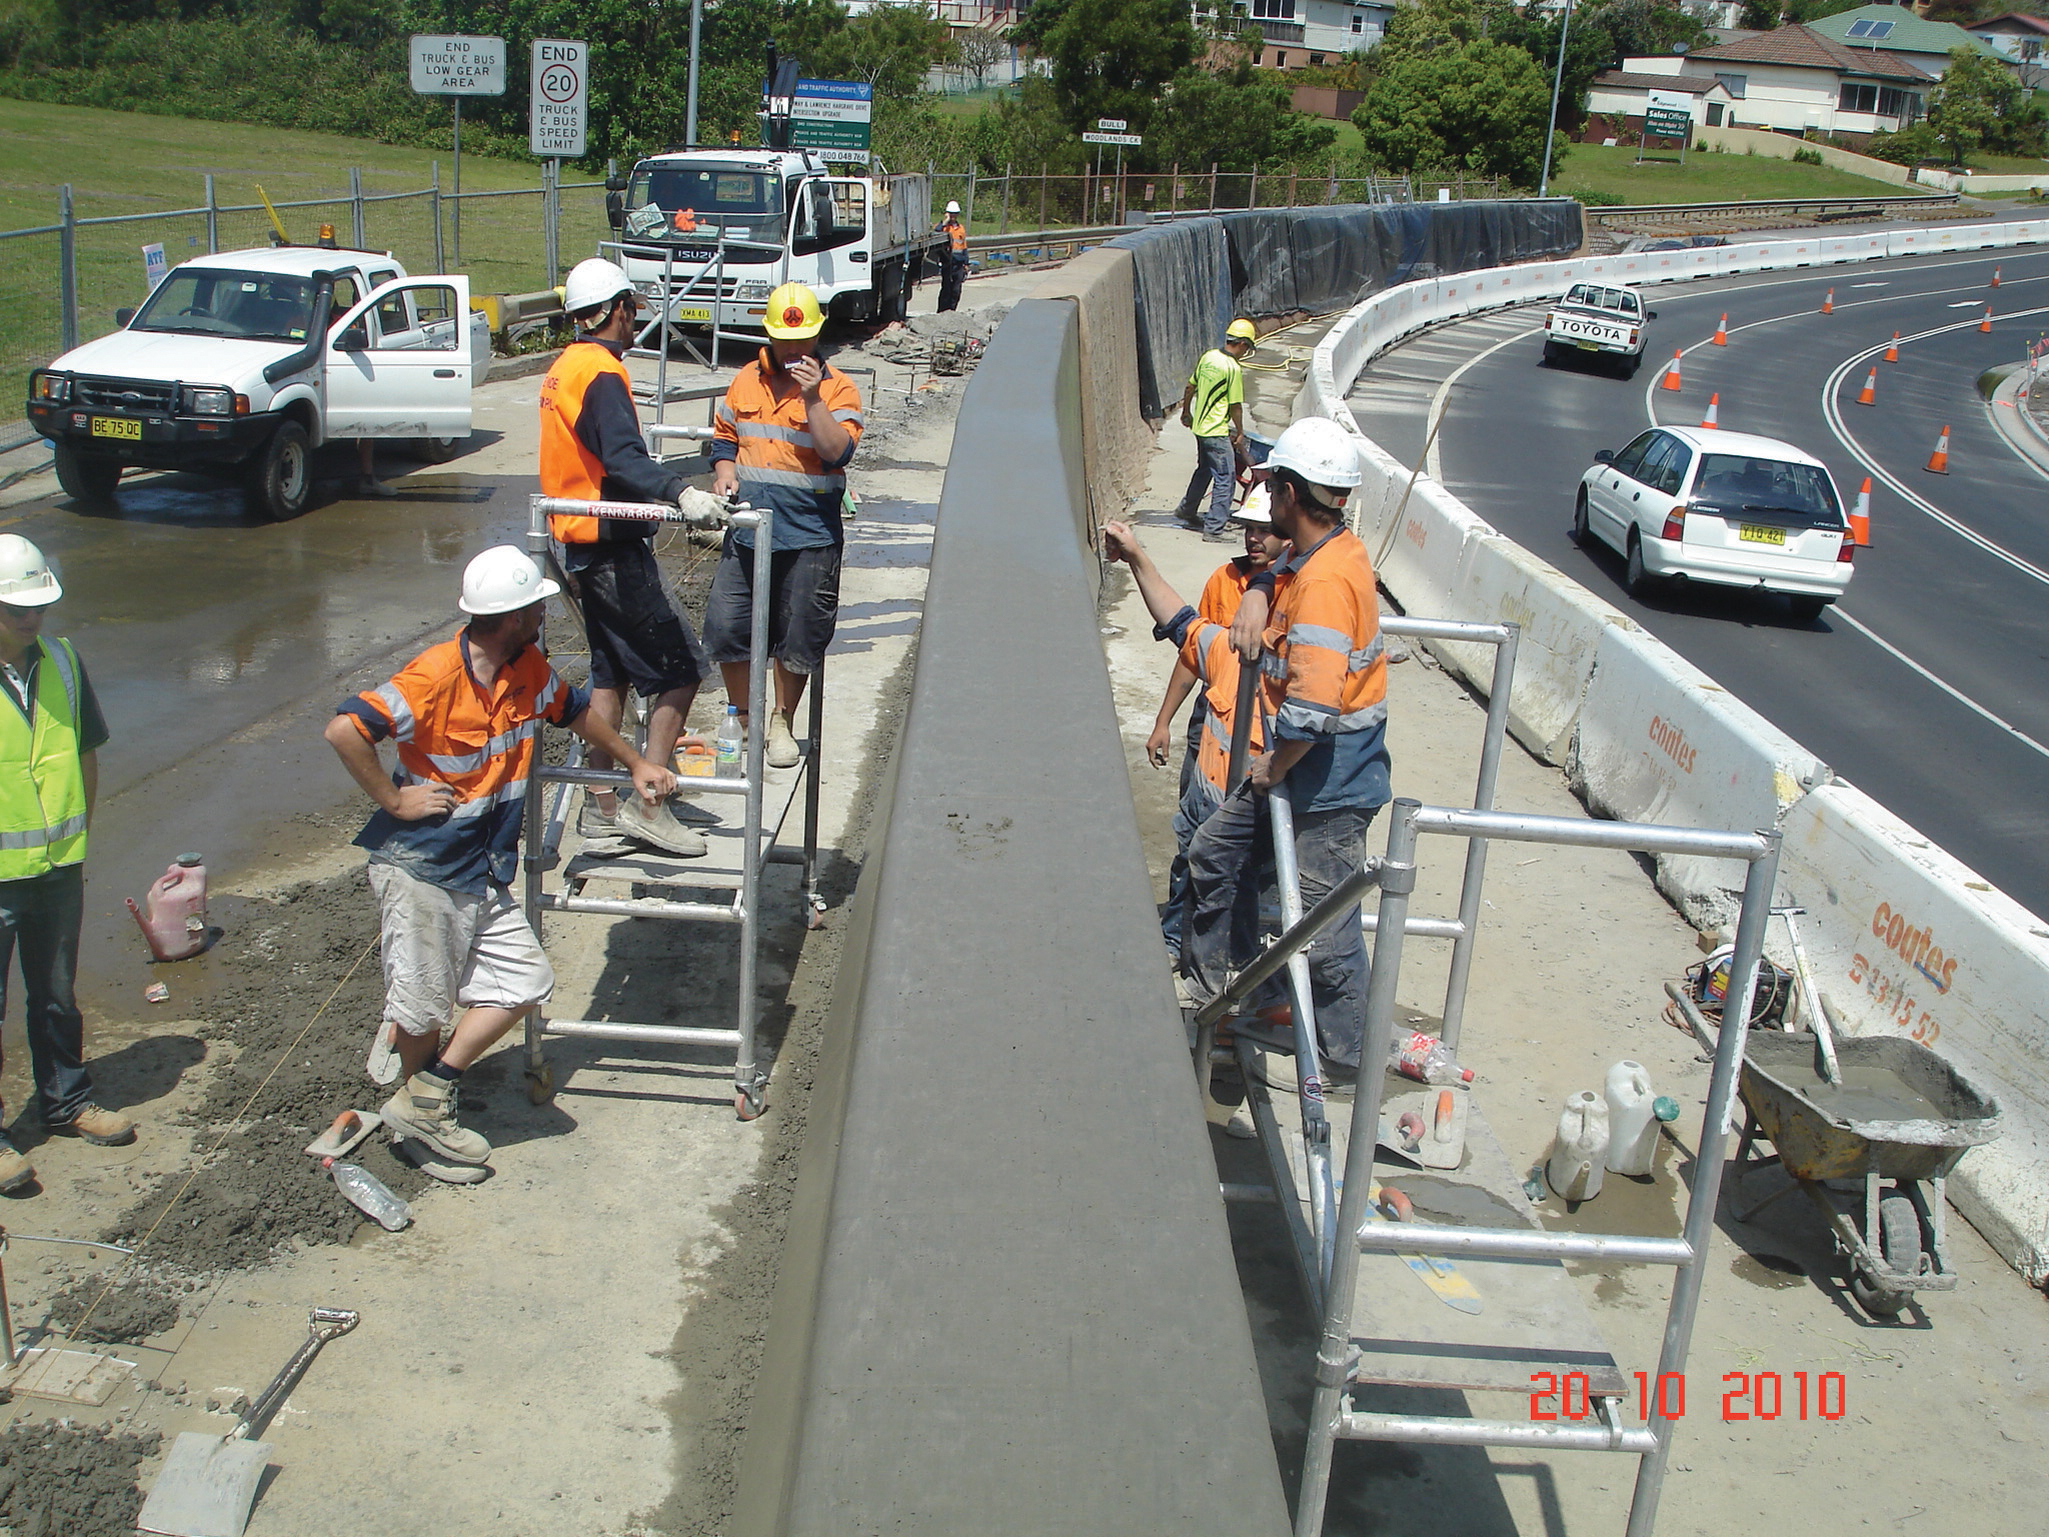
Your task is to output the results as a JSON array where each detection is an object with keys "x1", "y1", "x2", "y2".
[{"x1": 3, "y1": 171, "x2": 611, "y2": 437}]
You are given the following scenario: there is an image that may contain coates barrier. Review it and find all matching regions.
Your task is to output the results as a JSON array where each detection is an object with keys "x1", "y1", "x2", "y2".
[{"x1": 1297, "y1": 213, "x2": 2049, "y2": 1285}]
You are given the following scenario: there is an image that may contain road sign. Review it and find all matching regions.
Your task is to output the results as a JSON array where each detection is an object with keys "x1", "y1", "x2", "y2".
[
  {"x1": 1096, "y1": 118, "x2": 1127, "y2": 131},
  {"x1": 791, "y1": 78, "x2": 873, "y2": 153},
  {"x1": 530, "y1": 38, "x2": 589, "y2": 158},
  {"x1": 1643, "y1": 108, "x2": 1691, "y2": 138},
  {"x1": 408, "y1": 34, "x2": 506, "y2": 95},
  {"x1": 1645, "y1": 88, "x2": 1693, "y2": 114},
  {"x1": 1083, "y1": 131, "x2": 1142, "y2": 146}
]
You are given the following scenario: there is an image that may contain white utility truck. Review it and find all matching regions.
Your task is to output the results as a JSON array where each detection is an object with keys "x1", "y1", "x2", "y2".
[
  {"x1": 27, "y1": 245, "x2": 487, "y2": 520},
  {"x1": 604, "y1": 147, "x2": 945, "y2": 330},
  {"x1": 1540, "y1": 282, "x2": 1655, "y2": 376}
]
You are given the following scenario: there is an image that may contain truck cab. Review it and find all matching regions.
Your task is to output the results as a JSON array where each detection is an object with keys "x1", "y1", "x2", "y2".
[
  {"x1": 1541, "y1": 283, "x2": 1654, "y2": 377},
  {"x1": 26, "y1": 246, "x2": 487, "y2": 520},
  {"x1": 607, "y1": 148, "x2": 939, "y2": 332}
]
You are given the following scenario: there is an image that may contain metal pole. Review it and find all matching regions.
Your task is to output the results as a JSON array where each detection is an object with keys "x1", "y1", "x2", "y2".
[
  {"x1": 1210, "y1": 162, "x2": 1218, "y2": 211},
  {"x1": 657, "y1": 244, "x2": 675, "y2": 425},
  {"x1": 1250, "y1": 162, "x2": 1259, "y2": 209},
  {"x1": 1625, "y1": 831, "x2": 1781, "y2": 1536},
  {"x1": 432, "y1": 161, "x2": 444, "y2": 271},
  {"x1": 686, "y1": 0, "x2": 705, "y2": 145},
  {"x1": 1226, "y1": 664, "x2": 1258, "y2": 792},
  {"x1": 452, "y1": 100, "x2": 463, "y2": 269},
  {"x1": 1038, "y1": 162, "x2": 1047, "y2": 233},
  {"x1": 802, "y1": 659, "x2": 824, "y2": 918},
  {"x1": 966, "y1": 161, "x2": 978, "y2": 229},
  {"x1": 58, "y1": 185, "x2": 78, "y2": 353},
  {"x1": 350, "y1": 166, "x2": 366, "y2": 248},
  {"x1": 1540, "y1": 0, "x2": 1574, "y2": 198},
  {"x1": 1000, "y1": 162, "x2": 1010, "y2": 236},
  {"x1": 1295, "y1": 798, "x2": 1421, "y2": 1537},
  {"x1": 1268, "y1": 781, "x2": 1337, "y2": 1285},
  {"x1": 736, "y1": 510, "x2": 775, "y2": 1108},
  {"x1": 205, "y1": 172, "x2": 219, "y2": 255},
  {"x1": 1171, "y1": 161, "x2": 1179, "y2": 215},
  {"x1": 1437, "y1": 622, "x2": 1519, "y2": 1051},
  {"x1": 545, "y1": 159, "x2": 560, "y2": 285}
]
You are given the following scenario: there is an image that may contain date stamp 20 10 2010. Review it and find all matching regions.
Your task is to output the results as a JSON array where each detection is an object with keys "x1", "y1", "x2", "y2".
[{"x1": 1531, "y1": 1371, "x2": 1848, "y2": 1423}]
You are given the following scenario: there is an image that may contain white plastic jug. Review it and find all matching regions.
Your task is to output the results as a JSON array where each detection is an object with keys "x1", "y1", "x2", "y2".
[
  {"x1": 1546, "y1": 1091, "x2": 1609, "y2": 1201},
  {"x1": 1605, "y1": 1060, "x2": 1660, "y2": 1176}
]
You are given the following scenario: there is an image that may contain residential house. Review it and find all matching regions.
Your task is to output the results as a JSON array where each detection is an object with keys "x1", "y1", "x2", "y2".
[
  {"x1": 1630, "y1": 23, "x2": 1936, "y2": 140},
  {"x1": 1807, "y1": 4, "x2": 2013, "y2": 79},
  {"x1": 1967, "y1": 13, "x2": 2049, "y2": 88},
  {"x1": 1583, "y1": 70, "x2": 1740, "y2": 140},
  {"x1": 1202, "y1": 0, "x2": 1394, "y2": 69}
]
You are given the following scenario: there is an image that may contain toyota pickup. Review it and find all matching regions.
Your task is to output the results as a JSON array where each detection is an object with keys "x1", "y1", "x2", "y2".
[
  {"x1": 26, "y1": 245, "x2": 488, "y2": 520},
  {"x1": 1540, "y1": 282, "x2": 1655, "y2": 376}
]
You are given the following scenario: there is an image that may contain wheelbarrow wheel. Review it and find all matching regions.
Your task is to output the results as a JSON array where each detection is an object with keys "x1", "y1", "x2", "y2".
[{"x1": 1850, "y1": 1191, "x2": 1920, "y2": 1318}]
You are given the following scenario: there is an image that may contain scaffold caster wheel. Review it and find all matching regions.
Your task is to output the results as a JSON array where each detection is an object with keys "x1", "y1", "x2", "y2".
[
  {"x1": 805, "y1": 894, "x2": 827, "y2": 931},
  {"x1": 734, "y1": 1084, "x2": 767, "y2": 1121},
  {"x1": 525, "y1": 1064, "x2": 556, "y2": 1106}
]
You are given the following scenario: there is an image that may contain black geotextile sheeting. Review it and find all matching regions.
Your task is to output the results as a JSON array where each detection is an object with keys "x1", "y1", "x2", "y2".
[{"x1": 1109, "y1": 198, "x2": 1583, "y2": 419}]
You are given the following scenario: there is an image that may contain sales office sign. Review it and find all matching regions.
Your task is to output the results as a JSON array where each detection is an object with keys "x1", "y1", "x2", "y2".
[{"x1": 410, "y1": 34, "x2": 508, "y2": 95}]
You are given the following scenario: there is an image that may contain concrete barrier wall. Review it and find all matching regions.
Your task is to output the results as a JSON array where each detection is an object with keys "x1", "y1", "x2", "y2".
[
  {"x1": 734, "y1": 299, "x2": 1293, "y2": 1533},
  {"x1": 1300, "y1": 215, "x2": 2049, "y2": 1283},
  {"x1": 1692, "y1": 125, "x2": 1916, "y2": 187},
  {"x1": 1033, "y1": 248, "x2": 1153, "y2": 562}
]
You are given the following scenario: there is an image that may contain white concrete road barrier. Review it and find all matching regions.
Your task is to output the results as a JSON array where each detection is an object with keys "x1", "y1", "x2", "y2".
[{"x1": 1298, "y1": 215, "x2": 2049, "y2": 1286}]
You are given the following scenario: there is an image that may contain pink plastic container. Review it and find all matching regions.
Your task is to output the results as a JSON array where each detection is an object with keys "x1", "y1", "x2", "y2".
[{"x1": 127, "y1": 852, "x2": 208, "y2": 962}]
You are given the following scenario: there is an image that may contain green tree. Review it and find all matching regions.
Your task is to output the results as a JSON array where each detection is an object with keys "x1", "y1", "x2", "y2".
[
  {"x1": 1352, "y1": 34, "x2": 1555, "y2": 185},
  {"x1": 1147, "y1": 62, "x2": 1338, "y2": 170},
  {"x1": 808, "y1": 2, "x2": 951, "y2": 100},
  {"x1": 1927, "y1": 44, "x2": 2024, "y2": 163},
  {"x1": 1582, "y1": 0, "x2": 1712, "y2": 61},
  {"x1": 1044, "y1": 0, "x2": 1197, "y2": 133}
]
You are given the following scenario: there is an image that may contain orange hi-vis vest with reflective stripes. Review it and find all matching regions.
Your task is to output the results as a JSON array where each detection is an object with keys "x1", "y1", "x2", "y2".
[
  {"x1": 1182, "y1": 619, "x2": 1269, "y2": 806},
  {"x1": 539, "y1": 341, "x2": 634, "y2": 543},
  {"x1": 947, "y1": 219, "x2": 968, "y2": 254}
]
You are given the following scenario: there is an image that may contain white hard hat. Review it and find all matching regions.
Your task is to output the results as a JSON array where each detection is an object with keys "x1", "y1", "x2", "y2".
[
  {"x1": 0, "y1": 535, "x2": 61, "y2": 607},
  {"x1": 1235, "y1": 484, "x2": 1271, "y2": 524},
  {"x1": 1266, "y1": 416, "x2": 1363, "y2": 492},
  {"x1": 563, "y1": 258, "x2": 634, "y2": 318},
  {"x1": 945, "y1": 200, "x2": 961, "y2": 213},
  {"x1": 459, "y1": 545, "x2": 561, "y2": 616}
]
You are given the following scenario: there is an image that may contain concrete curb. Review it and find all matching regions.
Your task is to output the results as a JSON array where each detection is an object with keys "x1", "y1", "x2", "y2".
[{"x1": 1987, "y1": 365, "x2": 2049, "y2": 475}]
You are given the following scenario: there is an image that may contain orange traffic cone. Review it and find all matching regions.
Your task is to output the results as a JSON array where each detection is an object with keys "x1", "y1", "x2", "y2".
[
  {"x1": 1712, "y1": 313, "x2": 1729, "y2": 346},
  {"x1": 1884, "y1": 331, "x2": 1900, "y2": 363},
  {"x1": 1925, "y1": 424, "x2": 1951, "y2": 474},
  {"x1": 1980, "y1": 306, "x2": 1993, "y2": 334},
  {"x1": 1660, "y1": 349, "x2": 1683, "y2": 392},
  {"x1": 1856, "y1": 368, "x2": 1877, "y2": 406},
  {"x1": 1991, "y1": 265, "x2": 2001, "y2": 288},
  {"x1": 1849, "y1": 477, "x2": 1872, "y2": 546},
  {"x1": 1822, "y1": 288, "x2": 1835, "y2": 314},
  {"x1": 1700, "y1": 392, "x2": 1721, "y2": 428}
]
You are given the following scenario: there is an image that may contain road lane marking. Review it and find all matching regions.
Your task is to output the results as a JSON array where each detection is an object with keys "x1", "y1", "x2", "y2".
[{"x1": 1834, "y1": 607, "x2": 2049, "y2": 763}]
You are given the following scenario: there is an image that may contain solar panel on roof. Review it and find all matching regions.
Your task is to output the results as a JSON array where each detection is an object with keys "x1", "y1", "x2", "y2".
[{"x1": 1845, "y1": 18, "x2": 1895, "y2": 37}]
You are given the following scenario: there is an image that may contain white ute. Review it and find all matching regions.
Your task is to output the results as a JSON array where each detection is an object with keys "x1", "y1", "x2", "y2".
[
  {"x1": 27, "y1": 245, "x2": 488, "y2": 520},
  {"x1": 1541, "y1": 282, "x2": 1654, "y2": 376}
]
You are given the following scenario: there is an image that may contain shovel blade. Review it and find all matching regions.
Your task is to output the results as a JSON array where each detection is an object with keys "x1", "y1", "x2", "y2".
[{"x1": 137, "y1": 1431, "x2": 274, "y2": 1537}]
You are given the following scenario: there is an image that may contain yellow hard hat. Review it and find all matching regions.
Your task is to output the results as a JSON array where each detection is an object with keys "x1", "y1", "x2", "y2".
[
  {"x1": 1226, "y1": 318, "x2": 1257, "y2": 342},
  {"x1": 765, "y1": 282, "x2": 825, "y2": 340}
]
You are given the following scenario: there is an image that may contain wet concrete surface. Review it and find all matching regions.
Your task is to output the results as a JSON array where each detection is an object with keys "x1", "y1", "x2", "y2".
[{"x1": 1, "y1": 439, "x2": 533, "y2": 1027}]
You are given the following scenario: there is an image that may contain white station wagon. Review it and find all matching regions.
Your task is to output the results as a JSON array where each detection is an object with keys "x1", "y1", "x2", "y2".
[{"x1": 1574, "y1": 426, "x2": 1855, "y2": 621}]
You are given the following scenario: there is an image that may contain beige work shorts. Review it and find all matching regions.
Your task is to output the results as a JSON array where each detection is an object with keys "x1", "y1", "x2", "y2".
[{"x1": 368, "y1": 860, "x2": 554, "y2": 1038}]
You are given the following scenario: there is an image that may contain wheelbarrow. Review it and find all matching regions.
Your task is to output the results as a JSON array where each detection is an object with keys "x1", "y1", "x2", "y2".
[{"x1": 1729, "y1": 1030, "x2": 2001, "y2": 1318}]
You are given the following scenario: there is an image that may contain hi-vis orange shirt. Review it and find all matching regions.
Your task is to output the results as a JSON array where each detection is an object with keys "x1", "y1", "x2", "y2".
[
  {"x1": 540, "y1": 340, "x2": 634, "y2": 543},
  {"x1": 946, "y1": 218, "x2": 968, "y2": 254},
  {"x1": 1181, "y1": 619, "x2": 1266, "y2": 805},
  {"x1": 709, "y1": 349, "x2": 863, "y2": 551},
  {"x1": 339, "y1": 631, "x2": 588, "y2": 894},
  {"x1": 1259, "y1": 525, "x2": 1391, "y2": 813}
]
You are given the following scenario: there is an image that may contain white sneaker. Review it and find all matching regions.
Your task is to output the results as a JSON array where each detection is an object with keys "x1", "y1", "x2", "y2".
[
  {"x1": 615, "y1": 794, "x2": 709, "y2": 857},
  {"x1": 766, "y1": 711, "x2": 801, "y2": 770}
]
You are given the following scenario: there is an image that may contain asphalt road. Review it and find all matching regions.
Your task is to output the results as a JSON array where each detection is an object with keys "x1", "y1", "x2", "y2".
[{"x1": 1347, "y1": 245, "x2": 2049, "y2": 921}]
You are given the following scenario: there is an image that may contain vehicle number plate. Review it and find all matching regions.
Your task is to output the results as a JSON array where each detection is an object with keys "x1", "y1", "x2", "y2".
[
  {"x1": 90, "y1": 416, "x2": 141, "y2": 441},
  {"x1": 1576, "y1": 339, "x2": 1599, "y2": 350},
  {"x1": 671, "y1": 304, "x2": 713, "y2": 324},
  {"x1": 1738, "y1": 524, "x2": 1786, "y2": 546}
]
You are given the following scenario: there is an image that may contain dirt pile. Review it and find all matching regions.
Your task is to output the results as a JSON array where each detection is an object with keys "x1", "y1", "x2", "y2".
[
  {"x1": 46, "y1": 1269, "x2": 193, "y2": 1346},
  {"x1": 0, "y1": 1422, "x2": 162, "y2": 1537}
]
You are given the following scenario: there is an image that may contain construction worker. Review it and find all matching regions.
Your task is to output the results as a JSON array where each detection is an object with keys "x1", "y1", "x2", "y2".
[
  {"x1": 325, "y1": 546, "x2": 677, "y2": 1169},
  {"x1": 705, "y1": 282, "x2": 862, "y2": 769},
  {"x1": 1177, "y1": 319, "x2": 1256, "y2": 542},
  {"x1": 1135, "y1": 487, "x2": 1288, "y2": 961},
  {"x1": 935, "y1": 200, "x2": 969, "y2": 313},
  {"x1": 0, "y1": 536, "x2": 132, "y2": 1193},
  {"x1": 541, "y1": 256, "x2": 713, "y2": 857},
  {"x1": 1185, "y1": 416, "x2": 1386, "y2": 1089}
]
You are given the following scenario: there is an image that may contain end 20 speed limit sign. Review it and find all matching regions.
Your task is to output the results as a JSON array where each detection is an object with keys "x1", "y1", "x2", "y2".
[{"x1": 531, "y1": 39, "x2": 590, "y2": 158}]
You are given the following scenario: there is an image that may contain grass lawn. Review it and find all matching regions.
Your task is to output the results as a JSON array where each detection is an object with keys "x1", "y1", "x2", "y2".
[
  {"x1": 1554, "y1": 141, "x2": 1907, "y2": 203},
  {"x1": 1955, "y1": 152, "x2": 2049, "y2": 174},
  {"x1": 0, "y1": 96, "x2": 606, "y2": 410}
]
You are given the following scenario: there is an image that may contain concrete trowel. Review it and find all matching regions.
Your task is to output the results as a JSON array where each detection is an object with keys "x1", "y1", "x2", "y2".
[{"x1": 137, "y1": 1306, "x2": 359, "y2": 1537}]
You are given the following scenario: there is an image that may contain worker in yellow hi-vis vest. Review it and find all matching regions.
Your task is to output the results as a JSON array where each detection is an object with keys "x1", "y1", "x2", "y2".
[{"x1": 0, "y1": 534, "x2": 134, "y2": 1196}]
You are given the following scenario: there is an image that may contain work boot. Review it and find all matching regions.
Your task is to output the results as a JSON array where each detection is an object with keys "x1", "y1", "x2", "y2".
[
  {"x1": 614, "y1": 794, "x2": 708, "y2": 857},
  {"x1": 352, "y1": 477, "x2": 398, "y2": 500},
  {"x1": 766, "y1": 711, "x2": 801, "y2": 770},
  {"x1": 0, "y1": 1122, "x2": 32, "y2": 1194},
  {"x1": 381, "y1": 1071, "x2": 490, "y2": 1166},
  {"x1": 48, "y1": 1103, "x2": 137, "y2": 1147}
]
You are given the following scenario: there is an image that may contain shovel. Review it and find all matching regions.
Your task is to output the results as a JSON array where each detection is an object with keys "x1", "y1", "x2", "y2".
[{"x1": 138, "y1": 1307, "x2": 359, "y2": 1537}]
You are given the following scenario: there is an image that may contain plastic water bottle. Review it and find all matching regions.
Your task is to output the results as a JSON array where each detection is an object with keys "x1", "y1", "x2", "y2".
[
  {"x1": 325, "y1": 1158, "x2": 412, "y2": 1231},
  {"x1": 1546, "y1": 1091, "x2": 1609, "y2": 1201},
  {"x1": 1388, "y1": 1030, "x2": 1475, "y2": 1086},
  {"x1": 716, "y1": 705, "x2": 743, "y2": 775}
]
